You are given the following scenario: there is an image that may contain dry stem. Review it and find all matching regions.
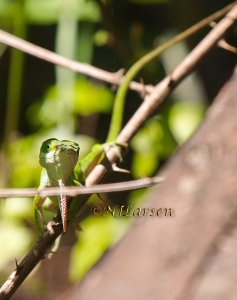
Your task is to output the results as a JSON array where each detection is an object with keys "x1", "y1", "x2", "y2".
[{"x1": 0, "y1": 3, "x2": 237, "y2": 299}]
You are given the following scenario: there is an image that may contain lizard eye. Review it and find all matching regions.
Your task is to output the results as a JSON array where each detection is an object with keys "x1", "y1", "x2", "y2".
[{"x1": 45, "y1": 144, "x2": 51, "y2": 152}]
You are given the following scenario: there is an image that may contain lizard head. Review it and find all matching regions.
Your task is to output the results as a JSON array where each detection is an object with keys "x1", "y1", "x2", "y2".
[{"x1": 39, "y1": 138, "x2": 80, "y2": 182}]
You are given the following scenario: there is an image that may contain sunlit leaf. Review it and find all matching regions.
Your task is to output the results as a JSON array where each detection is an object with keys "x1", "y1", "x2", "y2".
[
  {"x1": 69, "y1": 211, "x2": 130, "y2": 282},
  {"x1": 0, "y1": 220, "x2": 32, "y2": 269},
  {"x1": 1, "y1": 198, "x2": 32, "y2": 221},
  {"x1": 131, "y1": 116, "x2": 176, "y2": 177},
  {"x1": 73, "y1": 79, "x2": 114, "y2": 115},
  {"x1": 0, "y1": 0, "x2": 16, "y2": 18},
  {"x1": 94, "y1": 30, "x2": 110, "y2": 46},
  {"x1": 168, "y1": 102, "x2": 205, "y2": 144},
  {"x1": 29, "y1": 79, "x2": 114, "y2": 127},
  {"x1": 132, "y1": 150, "x2": 159, "y2": 178},
  {"x1": 24, "y1": 0, "x2": 100, "y2": 24},
  {"x1": 7, "y1": 136, "x2": 41, "y2": 187}
]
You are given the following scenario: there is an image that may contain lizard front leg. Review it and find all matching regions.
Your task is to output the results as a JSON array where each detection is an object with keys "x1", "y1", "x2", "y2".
[{"x1": 33, "y1": 194, "x2": 46, "y2": 233}]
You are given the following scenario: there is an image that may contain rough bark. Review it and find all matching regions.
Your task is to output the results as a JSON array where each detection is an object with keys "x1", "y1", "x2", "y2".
[{"x1": 65, "y1": 64, "x2": 237, "y2": 300}]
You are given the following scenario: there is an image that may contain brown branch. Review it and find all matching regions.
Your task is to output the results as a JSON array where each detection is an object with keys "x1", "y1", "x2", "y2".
[
  {"x1": 0, "y1": 29, "x2": 153, "y2": 95},
  {"x1": 0, "y1": 224, "x2": 62, "y2": 300},
  {"x1": 69, "y1": 60, "x2": 237, "y2": 300},
  {"x1": 0, "y1": 177, "x2": 164, "y2": 198},
  {"x1": 0, "y1": 3, "x2": 237, "y2": 299},
  {"x1": 85, "y1": 2, "x2": 237, "y2": 186}
]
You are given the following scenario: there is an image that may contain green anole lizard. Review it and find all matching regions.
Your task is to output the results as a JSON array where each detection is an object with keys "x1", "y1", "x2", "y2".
[
  {"x1": 33, "y1": 5, "x2": 230, "y2": 233},
  {"x1": 34, "y1": 138, "x2": 123, "y2": 233}
]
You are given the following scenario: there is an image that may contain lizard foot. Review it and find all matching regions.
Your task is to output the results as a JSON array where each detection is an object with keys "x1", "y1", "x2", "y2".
[{"x1": 47, "y1": 221, "x2": 60, "y2": 235}]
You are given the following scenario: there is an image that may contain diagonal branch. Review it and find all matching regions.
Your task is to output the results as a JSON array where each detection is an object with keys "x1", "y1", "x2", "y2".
[
  {"x1": 0, "y1": 3, "x2": 237, "y2": 299},
  {"x1": 86, "y1": 2, "x2": 237, "y2": 186},
  {"x1": 0, "y1": 29, "x2": 153, "y2": 95},
  {"x1": 70, "y1": 53, "x2": 237, "y2": 300},
  {"x1": 106, "y1": 1, "x2": 237, "y2": 141}
]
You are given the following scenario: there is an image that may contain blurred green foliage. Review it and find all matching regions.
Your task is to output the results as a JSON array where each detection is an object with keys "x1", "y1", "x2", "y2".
[
  {"x1": 0, "y1": 197, "x2": 33, "y2": 271},
  {"x1": 0, "y1": 0, "x2": 222, "y2": 296},
  {"x1": 69, "y1": 210, "x2": 130, "y2": 282},
  {"x1": 25, "y1": 0, "x2": 101, "y2": 24},
  {"x1": 169, "y1": 101, "x2": 205, "y2": 143},
  {"x1": 0, "y1": 0, "x2": 101, "y2": 25},
  {"x1": 27, "y1": 78, "x2": 114, "y2": 128},
  {"x1": 131, "y1": 116, "x2": 176, "y2": 177}
]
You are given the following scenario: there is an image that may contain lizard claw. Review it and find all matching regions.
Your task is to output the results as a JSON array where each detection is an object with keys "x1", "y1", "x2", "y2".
[
  {"x1": 114, "y1": 142, "x2": 128, "y2": 162},
  {"x1": 104, "y1": 142, "x2": 128, "y2": 162},
  {"x1": 112, "y1": 163, "x2": 130, "y2": 173},
  {"x1": 47, "y1": 221, "x2": 60, "y2": 235}
]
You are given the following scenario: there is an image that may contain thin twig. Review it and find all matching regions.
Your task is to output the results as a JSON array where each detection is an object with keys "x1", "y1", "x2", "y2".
[
  {"x1": 1, "y1": 4, "x2": 237, "y2": 299},
  {"x1": 0, "y1": 29, "x2": 153, "y2": 95},
  {"x1": 0, "y1": 177, "x2": 164, "y2": 198},
  {"x1": 106, "y1": 1, "x2": 237, "y2": 141},
  {"x1": 86, "y1": 2, "x2": 237, "y2": 187},
  {"x1": 218, "y1": 38, "x2": 237, "y2": 54}
]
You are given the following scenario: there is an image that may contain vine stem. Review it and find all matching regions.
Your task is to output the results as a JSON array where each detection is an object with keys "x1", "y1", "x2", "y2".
[
  {"x1": 106, "y1": 1, "x2": 237, "y2": 142},
  {"x1": 0, "y1": 2, "x2": 237, "y2": 299}
]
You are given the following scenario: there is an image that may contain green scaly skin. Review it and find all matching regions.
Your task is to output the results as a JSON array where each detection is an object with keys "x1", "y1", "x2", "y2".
[
  {"x1": 34, "y1": 139, "x2": 123, "y2": 233},
  {"x1": 34, "y1": 138, "x2": 80, "y2": 233}
]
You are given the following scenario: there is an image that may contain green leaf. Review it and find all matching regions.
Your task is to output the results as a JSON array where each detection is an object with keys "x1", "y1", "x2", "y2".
[
  {"x1": 0, "y1": 220, "x2": 32, "y2": 270},
  {"x1": 132, "y1": 150, "x2": 159, "y2": 178},
  {"x1": 24, "y1": 0, "x2": 100, "y2": 25},
  {"x1": 168, "y1": 102, "x2": 205, "y2": 144},
  {"x1": 94, "y1": 30, "x2": 110, "y2": 47},
  {"x1": 28, "y1": 79, "x2": 114, "y2": 128},
  {"x1": 131, "y1": 116, "x2": 176, "y2": 177},
  {"x1": 69, "y1": 215, "x2": 118, "y2": 282},
  {"x1": 7, "y1": 136, "x2": 41, "y2": 187},
  {"x1": 73, "y1": 79, "x2": 114, "y2": 115},
  {"x1": 0, "y1": 0, "x2": 16, "y2": 18},
  {"x1": 1, "y1": 198, "x2": 33, "y2": 221}
]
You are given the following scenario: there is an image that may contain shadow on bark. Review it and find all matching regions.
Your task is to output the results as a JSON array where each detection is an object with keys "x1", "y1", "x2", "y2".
[{"x1": 64, "y1": 64, "x2": 237, "y2": 300}]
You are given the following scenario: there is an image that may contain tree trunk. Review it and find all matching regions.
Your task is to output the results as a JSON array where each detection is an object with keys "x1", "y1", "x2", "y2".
[{"x1": 64, "y1": 64, "x2": 237, "y2": 300}]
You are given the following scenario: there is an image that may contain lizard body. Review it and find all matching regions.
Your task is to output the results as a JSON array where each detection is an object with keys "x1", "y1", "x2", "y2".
[
  {"x1": 34, "y1": 139, "x2": 122, "y2": 232},
  {"x1": 34, "y1": 138, "x2": 80, "y2": 232}
]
